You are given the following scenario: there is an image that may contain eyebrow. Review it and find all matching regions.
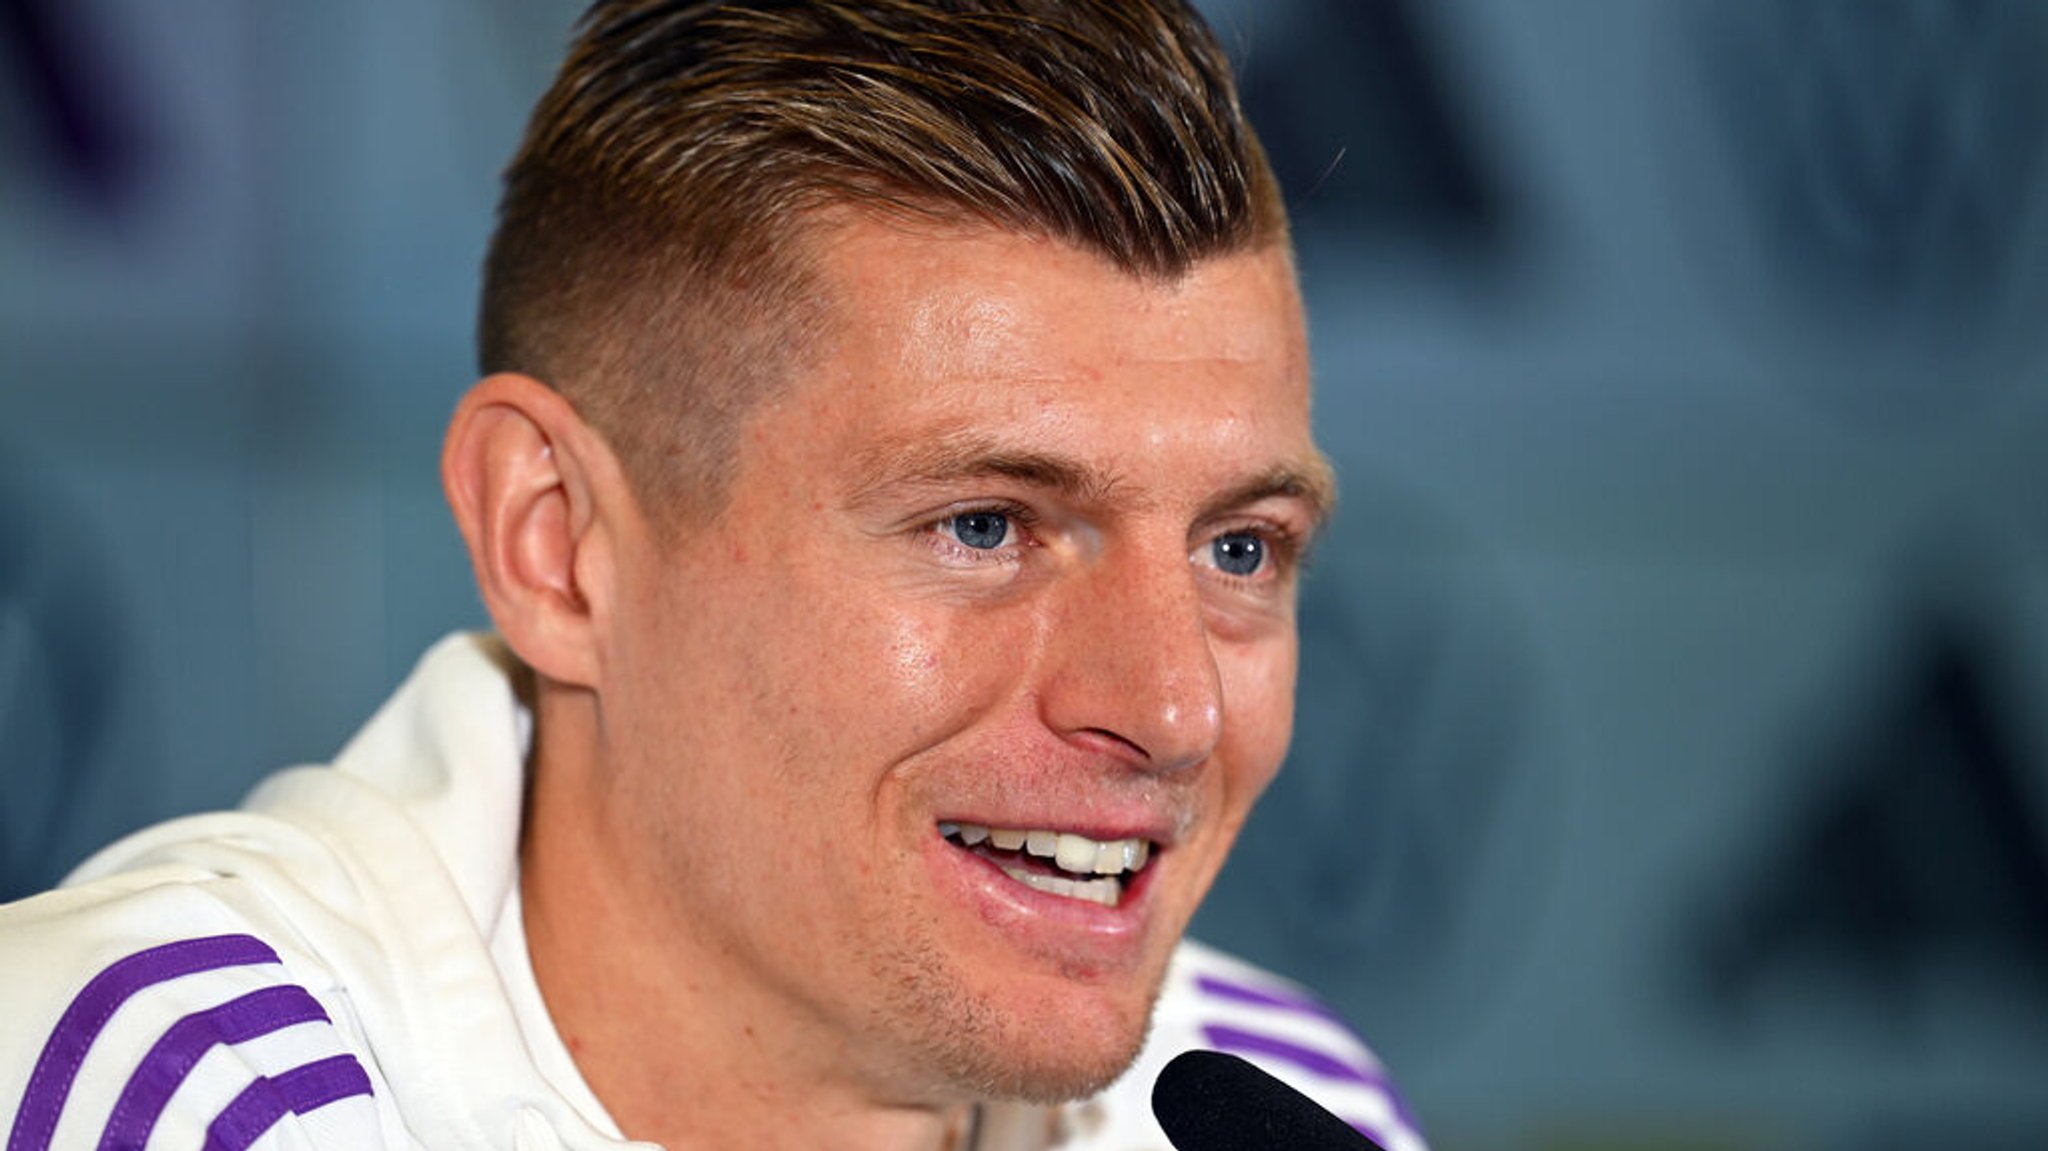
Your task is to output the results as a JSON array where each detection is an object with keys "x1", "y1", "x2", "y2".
[
  {"x1": 846, "y1": 429, "x2": 1337, "y2": 532},
  {"x1": 848, "y1": 431, "x2": 1125, "y2": 506},
  {"x1": 1198, "y1": 459, "x2": 1338, "y2": 535}
]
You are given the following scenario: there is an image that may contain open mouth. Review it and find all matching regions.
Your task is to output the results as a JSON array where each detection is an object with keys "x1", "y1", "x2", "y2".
[{"x1": 938, "y1": 821, "x2": 1154, "y2": 908}]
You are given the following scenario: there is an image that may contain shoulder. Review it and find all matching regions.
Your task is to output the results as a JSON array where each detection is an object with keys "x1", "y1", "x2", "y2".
[
  {"x1": 1062, "y1": 939, "x2": 1429, "y2": 1151},
  {"x1": 0, "y1": 863, "x2": 404, "y2": 1150}
]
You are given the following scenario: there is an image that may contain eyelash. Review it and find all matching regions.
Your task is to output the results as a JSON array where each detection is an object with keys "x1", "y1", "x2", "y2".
[
  {"x1": 1197, "y1": 521, "x2": 1306, "y2": 589},
  {"x1": 921, "y1": 500, "x2": 1039, "y2": 566},
  {"x1": 919, "y1": 504, "x2": 1307, "y2": 587}
]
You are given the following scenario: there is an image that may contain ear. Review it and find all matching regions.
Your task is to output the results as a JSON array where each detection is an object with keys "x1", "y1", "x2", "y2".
[{"x1": 442, "y1": 373, "x2": 629, "y2": 688}]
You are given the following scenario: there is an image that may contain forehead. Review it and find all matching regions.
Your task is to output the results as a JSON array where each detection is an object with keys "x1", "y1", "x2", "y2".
[
  {"x1": 825, "y1": 218, "x2": 1302, "y2": 373},
  {"x1": 767, "y1": 217, "x2": 1317, "y2": 488}
]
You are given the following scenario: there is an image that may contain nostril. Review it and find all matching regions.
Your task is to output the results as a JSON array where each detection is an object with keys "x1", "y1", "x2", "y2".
[
  {"x1": 1039, "y1": 565, "x2": 1226, "y2": 772},
  {"x1": 1075, "y1": 726, "x2": 1151, "y2": 764}
]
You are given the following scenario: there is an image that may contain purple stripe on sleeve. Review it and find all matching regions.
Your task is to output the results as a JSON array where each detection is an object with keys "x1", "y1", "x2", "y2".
[
  {"x1": 97, "y1": 984, "x2": 331, "y2": 1151},
  {"x1": 1199, "y1": 1025, "x2": 1422, "y2": 1135},
  {"x1": 201, "y1": 1054, "x2": 374, "y2": 1151},
  {"x1": 7, "y1": 934, "x2": 281, "y2": 1151},
  {"x1": 1193, "y1": 973, "x2": 1346, "y2": 1027}
]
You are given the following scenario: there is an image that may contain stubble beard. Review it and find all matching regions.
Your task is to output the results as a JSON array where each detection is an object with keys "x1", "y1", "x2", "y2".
[{"x1": 864, "y1": 932, "x2": 1163, "y2": 1107}]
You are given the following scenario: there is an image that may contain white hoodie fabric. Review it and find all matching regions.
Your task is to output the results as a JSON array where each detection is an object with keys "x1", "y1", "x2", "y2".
[{"x1": 0, "y1": 634, "x2": 1426, "y2": 1151}]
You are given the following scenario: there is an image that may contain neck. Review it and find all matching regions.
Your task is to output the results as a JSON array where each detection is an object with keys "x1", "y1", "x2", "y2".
[{"x1": 518, "y1": 691, "x2": 976, "y2": 1151}]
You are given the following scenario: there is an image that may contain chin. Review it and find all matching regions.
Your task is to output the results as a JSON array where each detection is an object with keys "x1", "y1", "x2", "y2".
[
  {"x1": 861, "y1": 898, "x2": 1176, "y2": 1107},
  {"x1": 932, "y1": 1015, "x2": 1152, "y2": 1106},
  {"x1": 901, "y1": 968, "x2": 1162, "y2": 1106}
]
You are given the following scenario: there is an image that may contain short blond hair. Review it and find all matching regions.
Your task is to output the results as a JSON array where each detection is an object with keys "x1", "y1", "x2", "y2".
[{"x1": 478, "y1": 0, "x2": 1286, "y2": 516}]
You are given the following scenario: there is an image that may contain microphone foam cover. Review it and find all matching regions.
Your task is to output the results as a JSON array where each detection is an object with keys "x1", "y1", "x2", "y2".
[{"x1": 1151, "y1": 1050, "x2": 1384, "y2": 1151}]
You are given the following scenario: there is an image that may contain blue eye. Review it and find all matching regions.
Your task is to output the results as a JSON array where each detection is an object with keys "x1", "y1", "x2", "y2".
[
  {"x1": 950, "y1": 511, "x2": 1011, "y2": 550},
  {"x1": 1211, "y1": 532, "x2": 1264, "y2": 576}
]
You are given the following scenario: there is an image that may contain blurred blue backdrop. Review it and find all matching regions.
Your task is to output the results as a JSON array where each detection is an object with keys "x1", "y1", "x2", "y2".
[{"x1": 4, "y1": 2, "x2": 2046, "y2": 1148}]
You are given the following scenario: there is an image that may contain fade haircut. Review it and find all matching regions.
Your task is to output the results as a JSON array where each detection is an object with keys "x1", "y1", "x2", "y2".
[{"x1": 478, "y1": 0, "x2": 1287, "y2": 519}]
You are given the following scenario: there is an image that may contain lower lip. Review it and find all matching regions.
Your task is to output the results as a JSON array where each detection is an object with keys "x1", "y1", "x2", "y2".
[{"x1": 924, "y1": 835, "x2": 1159, "y2": 967}]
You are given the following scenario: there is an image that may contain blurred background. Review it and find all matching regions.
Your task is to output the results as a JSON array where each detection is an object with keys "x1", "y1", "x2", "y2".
[{"x1": 3, "y1": 1, "x2": 2045, "y2": 1147}]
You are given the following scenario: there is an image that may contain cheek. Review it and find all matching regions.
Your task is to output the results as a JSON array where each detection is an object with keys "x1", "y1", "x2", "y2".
[
  {"x1": 685, "y1": 566, "x2": 1031, "y2": 780},
  {"x1": 1217, "y1": 635, "x2": 1300, "y2": 806},
  {"x1": 831, "y1": 605, "x2": 1027, "y2": 762}
]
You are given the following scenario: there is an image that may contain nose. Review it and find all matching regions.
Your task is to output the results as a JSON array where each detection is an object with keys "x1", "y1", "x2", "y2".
[{"x1": 1037, "y1": 542, "x2": 1225, "y2": 773}]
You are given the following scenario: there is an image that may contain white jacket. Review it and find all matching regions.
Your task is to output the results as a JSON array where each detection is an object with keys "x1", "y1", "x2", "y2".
[{"x1": 0, "y1": 634, "x2": 1425, "y2": 1151}]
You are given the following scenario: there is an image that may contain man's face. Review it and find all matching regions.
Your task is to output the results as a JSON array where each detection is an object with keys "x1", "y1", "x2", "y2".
[{"x1": 596, "y1": 216, "x2": 1324, "y2": 1103}]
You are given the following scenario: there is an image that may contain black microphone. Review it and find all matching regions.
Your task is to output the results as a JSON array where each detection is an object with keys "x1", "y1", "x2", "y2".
[{"x1": 1151, "y1": 1050, "x2": 1388, "y2": 1151}]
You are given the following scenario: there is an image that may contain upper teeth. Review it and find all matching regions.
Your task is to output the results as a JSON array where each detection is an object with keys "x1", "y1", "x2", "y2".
[{"x1": 938, "y1": 822, "x2": 1151, "y2": 876}]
